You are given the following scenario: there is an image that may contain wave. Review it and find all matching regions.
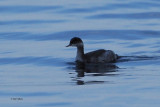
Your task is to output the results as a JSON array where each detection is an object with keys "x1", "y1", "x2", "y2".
[
  {"x1": 87, "y1": 12, "x2": 160, "y2": 19},
  {"x1": 0, "y1": 5, "x2": 62, "y2": 13},
  {"x1": 0, "y1": 56, "x2": 65, "y2": 67},
  {"x1": 0, "y1": 30, "x2": 159, "y2": 41}
]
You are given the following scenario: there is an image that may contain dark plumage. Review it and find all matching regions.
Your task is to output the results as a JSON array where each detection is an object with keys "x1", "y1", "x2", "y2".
[{"x1": 66, "y1": 37, "x2": 118, "y2": 63}]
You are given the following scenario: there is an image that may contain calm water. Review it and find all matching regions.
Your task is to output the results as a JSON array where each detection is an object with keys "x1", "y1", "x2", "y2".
[{"x1": 0, "y1": 0, "x2": 160, "y2": 107}]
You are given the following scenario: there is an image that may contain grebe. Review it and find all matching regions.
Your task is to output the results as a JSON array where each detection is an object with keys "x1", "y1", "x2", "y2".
[{"x1": 66, "y1": 37, "x2": 118, "y2": 63}]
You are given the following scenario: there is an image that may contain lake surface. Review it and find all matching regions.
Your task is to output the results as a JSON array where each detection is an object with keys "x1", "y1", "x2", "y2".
[{"x1": 0, "y1": 0, "x2": 160, "y2": 107}]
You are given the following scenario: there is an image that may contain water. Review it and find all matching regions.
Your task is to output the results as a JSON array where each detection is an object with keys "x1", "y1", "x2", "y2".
[{"x1": 0, "y1": 0, "x2": 160, "y2": 107}]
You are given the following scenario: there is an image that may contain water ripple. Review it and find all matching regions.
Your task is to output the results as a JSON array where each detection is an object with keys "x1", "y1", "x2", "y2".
[
  {"x1": 59, "y1": 2, "x2": 160, "y2": 13},
  {"x1": 0, "y1": 91, "x2": 61, "y2": 97},
  {"x1": 38, "y1": 102, "x2": 72, "y2": 106},
  {"x1": 1, "y1": 30, "x2": 159, "y2": 41},
  {"x1": 117, "y1": 56, "x2": 160, "y2": 63},
  {"x1": 0, "y1": 5, "x2": 62, "y2": 13},
  {"x1": 0, "y1": 20, "x2": 67, "y2": 25},
  {"x1": 0, "y1": 57, "x2": 65, "y2": 67},
  {"x1": 107, "y1": 2, "x2": 160, "y2": 10},
  {"x1": 87, "y1": 12, "x2": 160, "y2": 19}
]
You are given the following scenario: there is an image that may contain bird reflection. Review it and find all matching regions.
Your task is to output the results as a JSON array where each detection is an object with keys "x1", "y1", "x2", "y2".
[
  {"x1": 76, "y1": 80, "x2": 106, "y2": 85},
  {"x1": 75, "y1": 62, "x2": 118, "y2": 77},
  {"x1": 66, "y1": 62, "x2": 119, "y2": 85}
]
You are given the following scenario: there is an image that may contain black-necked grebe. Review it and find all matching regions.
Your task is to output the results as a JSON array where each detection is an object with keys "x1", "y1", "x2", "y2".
[{"x1": 66, "y1": 37, "x2": 118, "y2": 63}]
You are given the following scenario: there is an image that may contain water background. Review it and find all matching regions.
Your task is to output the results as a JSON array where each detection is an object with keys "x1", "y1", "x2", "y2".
[{"x1": 0, "y1": 0, "x2": 160, "y2": 107}]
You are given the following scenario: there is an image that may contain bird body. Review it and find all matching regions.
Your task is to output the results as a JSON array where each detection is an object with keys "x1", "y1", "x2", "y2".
[{"x1": 66, "y1": 37, "x2": 118, "y2": 63}]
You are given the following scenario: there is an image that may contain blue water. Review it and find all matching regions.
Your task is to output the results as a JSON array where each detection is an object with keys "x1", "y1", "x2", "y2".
[{"x1": 0, "y1": 0, "x2": 160, "y2": 107}]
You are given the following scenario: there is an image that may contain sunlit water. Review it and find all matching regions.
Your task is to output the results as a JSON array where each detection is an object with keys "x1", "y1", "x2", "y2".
[{"x1": 0, "y1": 0, "x2": 160, "y2": 107}]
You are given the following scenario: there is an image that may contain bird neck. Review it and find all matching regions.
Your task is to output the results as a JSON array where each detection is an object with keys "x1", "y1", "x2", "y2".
[{"x1": 76, "y1": 46, "x2": 85, "y2": 62}]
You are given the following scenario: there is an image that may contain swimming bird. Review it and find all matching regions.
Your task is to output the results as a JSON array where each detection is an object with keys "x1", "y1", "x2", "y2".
[{"x1": 66, "y1": 37, "x2": 118, "y2": 63}]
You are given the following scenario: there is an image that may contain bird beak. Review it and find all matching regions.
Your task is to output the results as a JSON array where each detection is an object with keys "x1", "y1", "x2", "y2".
[{"x1": 66, "y1": 44, "x2": 71, "y2": 47}]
